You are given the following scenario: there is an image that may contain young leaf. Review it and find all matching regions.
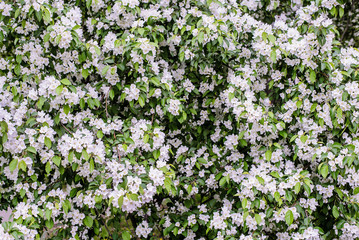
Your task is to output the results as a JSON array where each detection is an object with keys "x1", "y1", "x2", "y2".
[
  {"x1": 310, "y1": 69, "x2": 316, "y2": 83},
  {"x1": 265, "y1": 149, "x2": 272, "y2": 161},
  {"x1": 285, "y1": 210, "x2": 294, "y2": 226},
  {"x1": 320, "y1": 164, "x2": 329, "y2": 178},
  {"x1": 84, "y1": 216, "x2": 93, "y2": 228},
  {"x1": 332, "y1": 205, "x2": 339, "y2": 218},
  {"x1": 44, "y1": 137, "x2": 52, "y2": 149},
  {"x1": 52, "y1": 156, "x2": 61, "y2": 167},
  {"x1": 9, "y1": 159, "x2": 18, "y2": 172},
  {"x1": 122, "y1": 231, "x2": 131, "y2": 240},
  {"x1": 255, "y1": 214, "x2": 262, "y2": 224},
  {"x1": 61, "y1": 78, "x2": 71, "y2": 85}
]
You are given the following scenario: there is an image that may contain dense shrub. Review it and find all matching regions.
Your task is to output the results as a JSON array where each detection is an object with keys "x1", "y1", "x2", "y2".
[{"x1": 1, "y1": 0, "x2": 359, "y2": 239}]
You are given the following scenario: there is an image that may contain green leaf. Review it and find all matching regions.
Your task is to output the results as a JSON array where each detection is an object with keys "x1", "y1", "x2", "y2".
[
  {"x1": 285, "y1": 210, "x2": 294, "y2": 225},
  {"x1": 290, "y1": 135, "x2": 298, "y2": 143},
  {"x1": 153, "y1": 149, "x2": 160, "y2": 159},
  {"x1": 52, "y1": 156, "x2": 61, "y2": 167},
  {"x1": 45, "y1": 161, "x2": 51, "y2": 174},
  {"x1": 300, "y1": 135, "x2": 308, "y2": 143},
  {"x1": 118, "y1": 196, "x2": 124, "y2": 208},
  {"x1": 56, "y1": 85, "x2": 63, "y2": 95},
  {"x1": 123, "y1": 144, "x2": 128, "y2": 152},
  {"x1": 339, "y1": 7, "x2": 344, "y2": 18},
  {"x1": 16, "y1": 55, "x2": 22, "y2": 64},
  {"x1": 102, "y1": 66, "x2": 110, "y2": 76},
  {"x1": 45, "y1": 208, "x2": 52, "y2": 220},
  {"x1": 80, "y1": 98, "x2": 85, "y2": 109},
  {"x1": 68, "y1": 150, "x2": 74, "y2": 163},
  {"x1": 94, "y1": 46, "x2": 101, "y2": 56},
  {"x1": 44, "y1": 33, "x2": 50, "y2": 42},
  {"x1": 97, "y1": 130, "x2": 103, "y2": 139},
  {"x1": 138, "y1": 95, "x2": 145, "y2": 107},
  {"x1": 265, "y1": 149, "x2": 272, "y2": 161},
  {"x1": 242, "y1": 198, "x2": 247, "y2": 209},
  {"x1": 274, "y1": 191, "x2": 281, "y2": 202},
  {"x1": 198, "y1": 31, "x2": 204, "y2": 43},
  {"x1": 18, "y1": 160, "x2": 27, "y2": 172},
  {"x1": 2, "y1": 132, "x2": 7, "y2": 143},
  {"x1": 55, "y1": 35, "x2": 61, "y2": 44},
  {"x1": 42, "y1": 8, "x2": 51, "y2": 22},
  {"x1": 270, "y1": 50, "x2": 276, "y2": 62},
  {"x1": 27, "y1": 146, "x2": 37, "y2": 154},
  {"x1": 89, "y1": 159, "x2": 94, "y2": 173},
  {"x1": 268, "y1": 34, "x2": 276, "y2": 44},
  {"x1": 296, "y1": 100, "x2": 302, "y2": 108},
  {"x1": 122, "y1": 231, "x2": 131, "y2": 240},
  {"x1": 310, "y1": 103, "x2": 317, "y2": 112},
  {"x1": 86, "y1": 0, "x2": 92, "y2": 9},
  {"x1": 310, "y1": 69, "x2": 316, "y2": 83},
  {"x1": 14, "y1": 8, "x2": 21, "y2": 18},
  {"x1": 82, "y1": 149, "x2": 90, "y2": 161},
  {"x1": 129, "y1": 193, "x2": 138, "y2": 201},
  {"x1": 197, "y1": 158, "x2": 208, "y2": 164},
  {"x1": 255, "y1": 214, "x2": 262, "y2": 224},
  {"x1": 270, "y1": 171, "x2": 280, "y2": 178},
  {"x1": 9, "y1": 159, "x2": 18, "y2": 172},
  {"x1": 64, "y1": 104, "x2": 70, "y2": 115},
  {"x1": 137, "y1": 28, "x2": 145, "y2": 36},
  {"x1": 187, "y1": 184, "x2": 192, "y2": 194},
  {"x1": 285, "y1": 190, "x2": 292, "y2": 202},
  {"x1": 62, "y1": 200, "x2": 71, "y2": 214},
  {"x1": 262, "y1": 32, "x2": 268, "y2": 41},
  {"x1": 61, "y1": 78, "x2": 71, "y2": 85},
  {"x1": 294, "y1": 182, "x2": 301, "y2": 194},
  {"x1": 37, "y1": 96, "x2": 46, "y2": 109},
  {"x1": 320, "y1": 164, "x2": 329, "y2": 178},
  {"x1": 332, "y1": 205, "x2": 339, "y2": 218},
  {"x1": 1, "y1": 121, "x2": 8, "y2": 133},
  {"x1": 35, "y1": 10, "x2": 42, "y2": 22},
  {"x1": 337, "y1": 107, "x2": 343, "y2": 119},
  {"x1": 150, "y1": 77, "x2": 160, "y2": 86},
  {"x1": 109, "y1": 89, "x2": 115, "y2": 100},
  {"x1": 256, "y1": 175, "x2": 265, "y2": 184},
  {"x1": 164, "y1": 177, "x2": 172, "y2": 193},
  {"x1": 354, "y1": 187, "x2": 359, "y2": 195},
  {"x1": 82, "y1": 68, "x2": 89, "y2": 79},
  {"x1": 219, "y1": 177, "x2": 227, "y2": 186},
  {"x1": 84, "y1": 216, "x2": 93, "y2": 228},
  {"x1": 143, "y1": 134, "x2": 149, "y2": 143},
  {"x1": 44, "y1": 137, "x2": 52, "y2": 149},
  {"x1": 218, "y1": 36, "x2": 223, "y2": 45}
]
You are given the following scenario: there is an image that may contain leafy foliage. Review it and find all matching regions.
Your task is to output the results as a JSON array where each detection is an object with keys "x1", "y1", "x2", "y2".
[{"x1": 1, "y1": 0, "x2": 359, "y2": 239}]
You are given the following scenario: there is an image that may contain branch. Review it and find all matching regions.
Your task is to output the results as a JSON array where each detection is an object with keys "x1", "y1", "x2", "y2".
[
  {"x1": 151, "y1": 113, "x2": 155, "y2": 125},
  {"x1": 95, "y1": 208, "x2": 111, "y2": 235},
  {"x1": 126, "y1": 214, "x2": 139, "y2": 240},
  {"x1": 105, "y1": 87, "x2": 111, "y2": 119},
  {"x1": 340, "y1": 2, "x2": 352, "y2": 42},
  {"x1": 61, "y1": 123, "x2": 73, "y2": 136},
  {"x1": 113, "y1": 131, "x2": 121, "y2": 162},
  {"x1": 222, "y1": 62, "x2": 235, "y2": 71}
]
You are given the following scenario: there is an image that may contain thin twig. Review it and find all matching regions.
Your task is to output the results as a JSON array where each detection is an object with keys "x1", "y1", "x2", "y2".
[
  {"x1": 113, "y1": 132, "x2": 121, "y2": 161},
  {"x1": 61, "y1": 123, "x2": 73, "y2": 136},
  {"x1": 125, "y1": 214, "x2": 138, "y2": 239},
  {"x1": 151, "y1": 113, "x2": 155, "y2": 125},
  {"x1": 95, "y1": 208, "x2": 111, "y2": 235},
  {"x1": 105, "y1": 87, "x2": 111, "y2": 119},
  {"x1": 340, "y1": 2, "x2": 352, "y2": 42},
  {"x1": 223, "y1": 62, "x2": 235, "y2": 71}
]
